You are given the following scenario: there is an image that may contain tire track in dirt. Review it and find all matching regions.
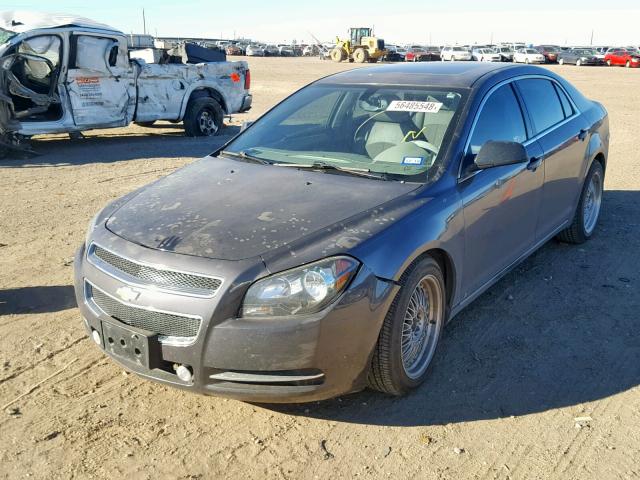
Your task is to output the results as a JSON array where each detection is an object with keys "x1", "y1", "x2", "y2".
[{"x1": 0, "y1": 335, "x2": 86, "y2": 386}]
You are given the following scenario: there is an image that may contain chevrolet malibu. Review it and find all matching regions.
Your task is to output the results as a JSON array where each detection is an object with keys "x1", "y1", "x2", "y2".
[{"x1": 74, "y1": 63, "x2": 609, "y2": 403}]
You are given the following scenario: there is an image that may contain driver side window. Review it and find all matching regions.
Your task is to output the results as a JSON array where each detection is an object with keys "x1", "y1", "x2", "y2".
[
  {"x1": 16, "y1": 35, "x2": 61, "y2": 85},
  {"x1": 463, "y1": 83, "x2": 527, "y2": 173}
]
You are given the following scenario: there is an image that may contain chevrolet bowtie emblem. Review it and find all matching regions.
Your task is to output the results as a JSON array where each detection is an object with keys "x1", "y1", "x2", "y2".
[{"x1": 115, "y1": 286, "x2": 140, "y2": 302}]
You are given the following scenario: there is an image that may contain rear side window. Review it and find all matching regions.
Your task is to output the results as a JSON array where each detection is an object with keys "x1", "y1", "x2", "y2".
[
  {"x1": 468, "y1": 83, "x2": 527, "y2": 155},
  {"x1": 516, "y1": 79, "x2": 565, "y2": 133}
]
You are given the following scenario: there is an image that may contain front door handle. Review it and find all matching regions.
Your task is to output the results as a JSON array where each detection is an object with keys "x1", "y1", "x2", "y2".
[
  {"x1": 527, "y1": 156, "x2": 543, "y2": 172},
  {"x1": 578, "y1": 128, "x2": 588, "y2": 141}
]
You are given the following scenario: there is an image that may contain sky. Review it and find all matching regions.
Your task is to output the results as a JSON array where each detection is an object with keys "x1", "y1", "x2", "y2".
[{"x1": 3, "y1": 1, "x2": 640, "y2": 46}]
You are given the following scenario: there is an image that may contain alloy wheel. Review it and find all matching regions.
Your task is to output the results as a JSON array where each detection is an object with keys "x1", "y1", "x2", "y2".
[
  {"x1": 197, "y1": 109, "x2": 218, "y2": 136},
  {"x1": 583, "y1": 168, "x2": 603, "y2": 236},
  {"x1": 401, "y1": 274, "x2": 443, "y2": 380}
]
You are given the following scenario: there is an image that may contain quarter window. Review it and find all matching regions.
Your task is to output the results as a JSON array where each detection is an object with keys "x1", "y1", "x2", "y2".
[
  {"x1": 516, "y1": 79, "x2": 565, "y2": 133},
  {"x1": 554, "y1": 84, "x2": 574, "y2": 118}
]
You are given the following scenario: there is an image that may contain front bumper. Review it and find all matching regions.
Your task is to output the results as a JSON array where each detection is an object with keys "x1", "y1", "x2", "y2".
[{"x1": 73, "y1": 232, "x2": 398, "y2": 403}]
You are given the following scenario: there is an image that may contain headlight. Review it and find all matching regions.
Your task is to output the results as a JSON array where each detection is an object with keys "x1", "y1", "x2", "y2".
[{"x1": 241, "y1": 256, "x2": 360, "y2": 318}]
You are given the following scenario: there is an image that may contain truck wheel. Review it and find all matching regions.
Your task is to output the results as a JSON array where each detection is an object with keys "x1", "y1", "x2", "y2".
[
  {"x1": 557, "y1": 160, "x2": 604, "y2": 244},
  {"x1": 183, "y1": 97, "x2": 223, "y2": 137},
  {"x1": 331, "y1": 48, "x2": 346, "y2": 62},
  {"x1": 368, "y1": 256, "x2": 445, "y2": 396},
  {"x1": 353, "y1": 48, "x2": 369, "y2": 63},
  {"x1": 135, "y1": 121, "x2": 156, "y2": 127}
]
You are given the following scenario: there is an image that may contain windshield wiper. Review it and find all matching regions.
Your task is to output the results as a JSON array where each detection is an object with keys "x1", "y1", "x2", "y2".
[
  {"x1": 220, "y1": 150, "x2": 271, "y2": 165},
  {"x1": 274, "y1": 161, "x2": 387, "y2": 180}
]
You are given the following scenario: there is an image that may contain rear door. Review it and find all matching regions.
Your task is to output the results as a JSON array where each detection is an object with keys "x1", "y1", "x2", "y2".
[
  {"x1": 65, "y1": 33, "x2": 135, "y2": 128},
  {"x1": 514, "y1": 78, "x2": 589, "y2": 239},
  {"x1": 458, "y1": 82, "x2": 544, "y2": 297}
]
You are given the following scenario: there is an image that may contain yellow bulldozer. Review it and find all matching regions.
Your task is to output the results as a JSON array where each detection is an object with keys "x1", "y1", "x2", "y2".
[{"x1": 331, "y1": 27, "x2": 386, "y2": 63}]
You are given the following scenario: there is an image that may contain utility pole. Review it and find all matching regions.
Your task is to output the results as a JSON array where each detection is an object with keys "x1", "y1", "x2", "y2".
[
  {"x1": 142, "y1": 8, "x2": 146, "y2": 35},
  {"x1": 590, "y1": 29, "x2": 594, "y2": 46}
]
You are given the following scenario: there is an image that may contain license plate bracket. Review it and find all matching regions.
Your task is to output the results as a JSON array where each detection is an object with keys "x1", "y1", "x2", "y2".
[{"x1": 101, "y1": 321, "x2": 161, "y2": 369}]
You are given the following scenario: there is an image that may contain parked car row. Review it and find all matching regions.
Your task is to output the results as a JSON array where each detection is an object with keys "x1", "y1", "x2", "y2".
[{"x1": 385, "y1": 44, "x2": 640, "y2": 68}]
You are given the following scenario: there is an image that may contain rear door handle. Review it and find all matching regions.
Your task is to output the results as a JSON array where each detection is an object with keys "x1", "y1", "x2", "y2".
[
  {"x1": 578, "y1": 128, "x2": 588, "y2": 141},
  {"x1": 527, "y1": 156, "x2": 543, "y2": 171}
]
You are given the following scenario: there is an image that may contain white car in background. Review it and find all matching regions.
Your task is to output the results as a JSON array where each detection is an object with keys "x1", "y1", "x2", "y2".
[
  {"x1": 246, "y1": 44, "x2": 265, "y2": 57},
  {"x1": 513, "y1": 48, "x2": 545, "y2": 64},
  {"x1": 277, "y1": 44, "x2": 295, "y2": 56},
  {"x1": 472, "y1": 48, "x2": 501, "y2": 62},
  {"x1": 441, "y1": 46, "x2": 472, "y2": 61}
]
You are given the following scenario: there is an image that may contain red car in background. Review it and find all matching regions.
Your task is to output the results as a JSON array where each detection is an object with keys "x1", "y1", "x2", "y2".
[
  {"x1": 604, "y1": 48, "x2": 640, "y2": 67},
  {"x1": 534, "y1": 45, "x2": 562, "y2": 63},
  {"x1": 405, "y1": 45, "x2": 441, "y2": 62}
]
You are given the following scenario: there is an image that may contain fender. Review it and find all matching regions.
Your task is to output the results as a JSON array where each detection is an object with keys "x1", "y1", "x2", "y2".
[{"x1": 178, "y1": 83, "x2": 230, "y2": 119}]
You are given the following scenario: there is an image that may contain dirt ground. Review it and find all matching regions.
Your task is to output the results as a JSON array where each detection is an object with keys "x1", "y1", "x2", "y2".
[{"x1": 0, "y1": 57, "x2": 639, "y2": 480}]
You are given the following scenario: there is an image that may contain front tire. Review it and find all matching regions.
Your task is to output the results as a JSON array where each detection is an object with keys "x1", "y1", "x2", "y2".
[
  {"x1": 183, "y1": 97, "x2": 224, "y2": 137},
  {"x1": 368, "y1": 257, "x2": 445, "y2": 396},
  {"x1": 331, "y1": 48, "x2": 346, "y2": 62},
  {"x1": 557, "y1": 160, "x2": 604, "y2": 244}
]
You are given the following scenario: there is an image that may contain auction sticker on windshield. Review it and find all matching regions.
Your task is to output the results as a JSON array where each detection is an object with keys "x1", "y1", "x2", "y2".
[{"x1": 387, "y1": 100, "x2": 443, "y2": 113}]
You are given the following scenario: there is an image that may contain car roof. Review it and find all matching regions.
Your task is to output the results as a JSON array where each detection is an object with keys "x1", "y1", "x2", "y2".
[
  {"x1": 316, "y1": 62, "x2": 522, "y2": 88},
  {"x1": 0, "y1": 10, "x2": 121, "y2": 34}
]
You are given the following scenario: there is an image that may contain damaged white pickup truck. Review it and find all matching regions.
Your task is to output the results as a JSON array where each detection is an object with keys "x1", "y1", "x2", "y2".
[{"x1": 0, "y1": 12, "x2": 252, "y2": 154}]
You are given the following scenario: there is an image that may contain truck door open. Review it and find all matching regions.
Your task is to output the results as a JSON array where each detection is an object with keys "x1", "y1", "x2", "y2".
[{"x1": 65, "y1": 34, "x2": 134, "y2": 128}]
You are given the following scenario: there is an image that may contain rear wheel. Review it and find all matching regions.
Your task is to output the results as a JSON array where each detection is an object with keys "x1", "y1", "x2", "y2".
[
  {"x1": 368, "y1": 257, "x2": 445, "y2": 395},
  {"x1": 183, "y1": 97, "x2": 223, "y2": 137},
  {"x1": 557, "y1": 160, "x2": 604, "y2": 244}
]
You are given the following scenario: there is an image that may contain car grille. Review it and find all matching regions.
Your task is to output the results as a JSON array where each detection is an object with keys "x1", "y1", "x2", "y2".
[
  {"x1": 88, "y1": 282, "x2": 201, "y2": 339},
  {"x1": 90, "y1": 244, "x2": 221, "y2": 297}
]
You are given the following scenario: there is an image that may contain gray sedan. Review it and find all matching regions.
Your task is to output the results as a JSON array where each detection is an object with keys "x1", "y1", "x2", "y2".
[{"x1": 75, "y1": 63, "x2": 609, "y2": 403}]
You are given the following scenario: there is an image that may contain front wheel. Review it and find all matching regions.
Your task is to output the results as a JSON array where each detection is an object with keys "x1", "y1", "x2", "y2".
[
  {"x1": 183, "y1": 97, "x2": 224, "y2": 137},
  {"x1": 368, "y1": 257, "x2": 446, "y2": 395},
  {"x1": 557, "y1": 160, "x2": 604, "y2": 244}
]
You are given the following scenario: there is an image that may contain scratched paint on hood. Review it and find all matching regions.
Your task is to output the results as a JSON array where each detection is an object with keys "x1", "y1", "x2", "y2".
[{"x1": 106, "y1": 156, "x2": 418, "y2": 261}]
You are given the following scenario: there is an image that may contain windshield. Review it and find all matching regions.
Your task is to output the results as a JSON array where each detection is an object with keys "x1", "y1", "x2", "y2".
[
  {"x1": 224, "y1": 84, "x2": 465, "y2": 182},
  {"x1": 0, "y1": 27, "x2": 16, "y2": 45}
]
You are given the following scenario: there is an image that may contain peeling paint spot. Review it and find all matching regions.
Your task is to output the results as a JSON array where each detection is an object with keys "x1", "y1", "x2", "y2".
[
  {"x1": 258, "y1": 211, "x2": 274, "y2": 222},
  {"x1": 161, "y1": 202, "x2": 181, "y2": 211}
]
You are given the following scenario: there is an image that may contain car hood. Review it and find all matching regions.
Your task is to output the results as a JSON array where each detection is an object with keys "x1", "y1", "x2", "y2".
[{"x1": 106, "y1": 156, "x2": 418, "y2": 261}]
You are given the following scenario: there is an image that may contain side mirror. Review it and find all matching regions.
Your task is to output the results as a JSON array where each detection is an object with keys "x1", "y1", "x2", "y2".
[
  {"x1": 240, "y1": 121, "x2": 253, "y2": 132},
  {"x1": 474, "y1": 141, "x2": 528, "y2": 170}
]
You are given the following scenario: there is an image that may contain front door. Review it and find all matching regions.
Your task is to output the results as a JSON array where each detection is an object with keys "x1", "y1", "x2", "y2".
[
  {"x1": 65, "y1": 33, "x2": 135, "y2": 128},
  {"x1": 458, "y1": 82, "x2": 544, "y2": 297}
]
